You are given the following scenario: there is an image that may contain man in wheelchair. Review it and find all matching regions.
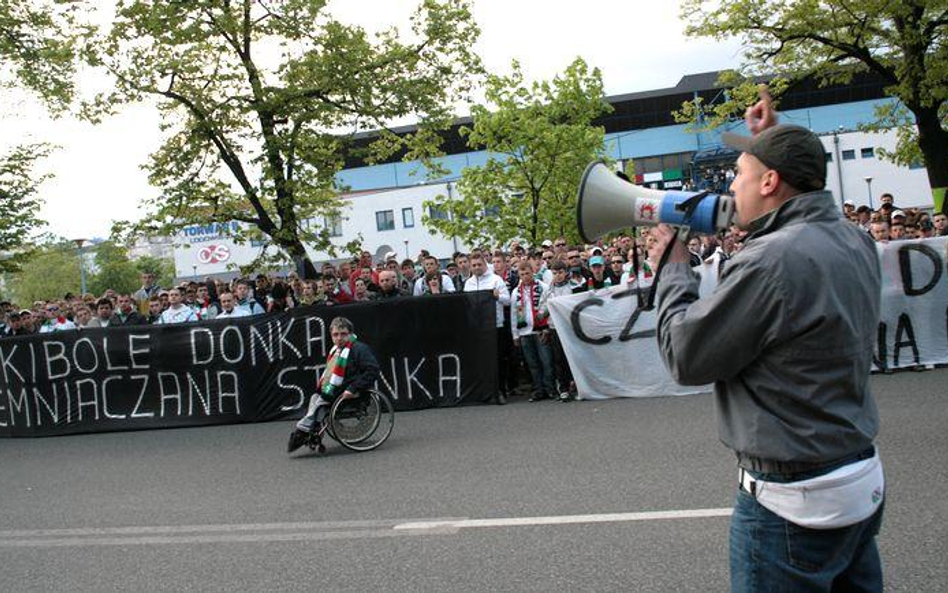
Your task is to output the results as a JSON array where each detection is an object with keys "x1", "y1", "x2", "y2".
[{"x1": 288, "y1": 316, "x2": 381, "y2": 454}]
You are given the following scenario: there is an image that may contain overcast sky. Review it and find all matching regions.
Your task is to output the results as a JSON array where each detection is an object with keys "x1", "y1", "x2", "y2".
[{"x1": 1, "y1": 0, "x2": 744, "y2": 241}]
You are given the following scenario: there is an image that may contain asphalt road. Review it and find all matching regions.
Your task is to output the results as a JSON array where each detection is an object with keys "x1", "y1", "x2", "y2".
[{"x1": 2, "y1": 368, "x2": 946, "y2": 592}]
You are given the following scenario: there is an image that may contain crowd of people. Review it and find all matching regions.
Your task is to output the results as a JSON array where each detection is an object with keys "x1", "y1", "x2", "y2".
[
  {"x1": 845, "y1": 193, "x2": 947, "y2": 241},
  {"x1": 0, "y1": 232, "x2": 689, "y2": 405},
  {"x1": 689, "y1": 164, "x2": 736, "y2": 194},
  {"x1": 1, "y1": 188, "x2": 942, "y2": 401}
]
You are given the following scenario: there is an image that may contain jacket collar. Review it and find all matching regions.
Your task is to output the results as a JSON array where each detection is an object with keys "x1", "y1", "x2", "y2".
[{"x1": 745, "y1": 190, "x2": 840, "y2": 241}]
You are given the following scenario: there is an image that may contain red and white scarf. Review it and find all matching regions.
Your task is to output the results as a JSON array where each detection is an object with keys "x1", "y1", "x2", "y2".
[
  {"x1": 515, "y1": 282, "x2": 547, "y2": 330},
  {"x1": 318, "y1": 335, "x2": 357, "y2": 397}
]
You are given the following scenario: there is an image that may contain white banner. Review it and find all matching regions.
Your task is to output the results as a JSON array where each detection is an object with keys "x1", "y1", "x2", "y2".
[
  {"x1": 548, "y1": 237, "x2": 948, "y2": 399},
  {"x1": 547, "y1": 261, "x2": 718, "y2": 400},
  {"x1": 876, "y1": 236, "x2": 948, "y2": 369}
]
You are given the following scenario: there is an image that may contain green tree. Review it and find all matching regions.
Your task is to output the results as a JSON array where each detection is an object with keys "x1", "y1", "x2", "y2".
[
  {"x1": 0, "y1": 0, "x2": 83, "y2": 112},
  {"x1": 87, "y1": 0, "x2": 482, "y2": 275},
  {"x1": 5, "y1": 242, "x2": 80, "y2": 304},
  {"x1": 424, "y1": 58, "x2": 611, "y2": 247},
  {"x1": 87, "y1": 241, "x2": 140, "y2": 296},
  {"x1": 680, "y1": 0, "x2": 948, "y2": 214},
  {"x1": 622, "y1": 159, "x2": 636, "y2": 182},
  {"x1": 0, "y1": 145, "x2": 51, "y2": 272},
  {"x1": 0, "y1": 0, "x2": 87, "y2": 265}
]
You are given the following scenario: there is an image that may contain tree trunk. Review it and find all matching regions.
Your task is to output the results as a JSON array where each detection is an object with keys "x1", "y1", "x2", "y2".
[
  {"x1": 531, "y1": 194, "x2": 540, "y2": 245},
  {"x1": 281, "y1": 236, "x2": 318, "y2": 279},
  {"x1": 912, "y1": 104, "x2": 948, "y2": 215}
]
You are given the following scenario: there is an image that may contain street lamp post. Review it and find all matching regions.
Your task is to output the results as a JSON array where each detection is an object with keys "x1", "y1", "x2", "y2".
[
  {"x1": 864, "y1": 176, "x2": 874, "y2": 210},
  {"x1": 403, "y1": 239, "x2": 409, "y2": 259},
  {"x1": 73, "y1": 238, "x2": 88, "y2": 295},
  {"x1": 832, "y1": 129, "x2": 845, "y2": 208},
  {"x1": 446, "y1": 182, "x2": 459, "y2": 254}
]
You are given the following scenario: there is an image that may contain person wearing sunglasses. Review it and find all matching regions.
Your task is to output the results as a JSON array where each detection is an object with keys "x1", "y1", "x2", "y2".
[
  {"x1": 534, "y1": 250, "x2": 554, "y2": 285},
  {"x1": 39, "y1": 303, "x2": 77, "y2": 333},
  {"x1": 608, "y1": 256, "x2": 625, "y2": 284}
]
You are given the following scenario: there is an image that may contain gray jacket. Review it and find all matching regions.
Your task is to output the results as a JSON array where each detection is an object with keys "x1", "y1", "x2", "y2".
[{"x1": 656, "y1": 190, "x2": 881, "y2": 471}]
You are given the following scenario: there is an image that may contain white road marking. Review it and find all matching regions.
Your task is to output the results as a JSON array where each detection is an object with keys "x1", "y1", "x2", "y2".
[
  {"x1": 0, "y1": 508, "x2": 732, "y2": 548},
  {"x1": 0, "y1": 518, "x2": 447, "y2": 538},
  {"x1": 393, "y1": 508, "x2": 733, "y2": 531},
  {"x1": 0, "y1": 528, "x2": 447, "y2": 548}
]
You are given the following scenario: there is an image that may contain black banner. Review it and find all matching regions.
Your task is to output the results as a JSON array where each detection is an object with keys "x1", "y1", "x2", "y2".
[{"x1": 0, "y1": 292, "x2": 498, "y2": 437}]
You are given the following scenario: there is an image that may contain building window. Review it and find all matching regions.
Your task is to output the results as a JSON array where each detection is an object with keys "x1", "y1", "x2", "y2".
[
  {"x1": 825, "y1": 152, "x2": 833, "y2": 162},
  {"x1": 402, "y1": 207, "x2": 414, "y2": 228},
  {"x1": 376, "y1": 210, "x2": 395, "y2": 232},
  {"x1": 861, "y1": 147, "x2": 875, "y2": 158},
  {"x1": 637, "y1": 156, "x2": 662, "y2": 173},
  {"x1": 842, "y1": 149, "x2": 856, "y2": 161},
  {"x1": 428, "y1": 205, "x2": 450, "y2": 221},
  {"x1": 484, "y1": 205, "x2": 500, "y2": 217},
  {"x1": 323, "y1": 215, "x2": 342, "y2": 237}
]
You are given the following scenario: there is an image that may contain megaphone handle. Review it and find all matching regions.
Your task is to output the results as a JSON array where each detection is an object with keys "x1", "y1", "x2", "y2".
[{"x1": 675, "y1": 191, "x2": 712, "y2": 223}]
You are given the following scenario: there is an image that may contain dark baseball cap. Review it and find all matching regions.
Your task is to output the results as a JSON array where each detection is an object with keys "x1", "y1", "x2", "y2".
[{"x1": 722, "y1": 124, "x2": 826, "y2": 192}]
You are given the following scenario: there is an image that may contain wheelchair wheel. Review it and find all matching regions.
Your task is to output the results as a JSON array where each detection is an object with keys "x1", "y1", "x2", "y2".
[{"x1": 328, "y1": 389, "x2": 395, "y2": 452}]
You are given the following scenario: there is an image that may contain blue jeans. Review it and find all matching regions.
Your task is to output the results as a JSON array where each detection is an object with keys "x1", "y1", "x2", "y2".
[
  {"x1": 730, "y1": 487, "x2": 884, "y2": 592},
  {"x1": 518, "y1": 333, "x2": 555, "y2": 397}
]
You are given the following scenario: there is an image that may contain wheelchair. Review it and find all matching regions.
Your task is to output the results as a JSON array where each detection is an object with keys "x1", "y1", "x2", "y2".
[{"x1": 305, "y1": 388, "x2": 395, "y2": 453}]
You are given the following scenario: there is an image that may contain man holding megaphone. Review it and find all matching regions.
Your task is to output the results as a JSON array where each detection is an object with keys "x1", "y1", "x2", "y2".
[{"x1": 643, "y1": 87, "x2": 884, "y2": 592}]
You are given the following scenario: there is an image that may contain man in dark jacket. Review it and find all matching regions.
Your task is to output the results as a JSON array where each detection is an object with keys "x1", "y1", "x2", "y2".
[
  {"x1": 114, "y1": 294, "x2": 147, "y2": 325},
  {"x1": 650, "y1": 87, "x2": 884, "y2": 592},
  {"x1": 288, "y1": 316, "x2": 380, "y2": 453},
  {"x1": 372, "y1": 270, "x2": 407, "y2": 299}
]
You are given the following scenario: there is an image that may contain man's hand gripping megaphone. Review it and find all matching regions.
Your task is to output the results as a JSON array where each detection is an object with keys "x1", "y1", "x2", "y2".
[{"x1": 648, "y1": 85, "x2": 777, "y2": 265}]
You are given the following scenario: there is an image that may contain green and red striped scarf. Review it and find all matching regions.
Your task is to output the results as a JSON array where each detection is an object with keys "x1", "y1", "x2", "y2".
[{"x1": 319, "y1": 334, "x2": 357, "y2": 397}]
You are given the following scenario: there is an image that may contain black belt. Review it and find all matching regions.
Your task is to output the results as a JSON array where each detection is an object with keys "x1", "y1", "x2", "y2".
[{"x1": 736, "y1": 446, "x2": 876, "y2": 478}]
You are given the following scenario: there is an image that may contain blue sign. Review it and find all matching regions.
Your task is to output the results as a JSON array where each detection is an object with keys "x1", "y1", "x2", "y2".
[{"x1": 181, "y1": 222, "x2": 240, "y2": 243}]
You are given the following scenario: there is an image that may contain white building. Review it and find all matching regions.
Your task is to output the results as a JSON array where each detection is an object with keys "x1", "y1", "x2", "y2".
[
  {"x1": 820, "y1": 128, "x2": 933, "y2": 210},
  {"x1": 313, "y1": 182, "x2": 467, "y2": 263},
  {"x1": 128, "y1": 235, "x2": 175, "y2": 260},
  {"x1": 173, "y1": 127, "x2": 936, "y2": 279},
  {"x1": 173, "y1": 182, "x2": 467, "y2": 278}
]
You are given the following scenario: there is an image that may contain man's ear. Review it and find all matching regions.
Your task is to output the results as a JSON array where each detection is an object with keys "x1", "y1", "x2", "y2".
[{"x1": 760, "y1": 169, "x2": 780, "y2": 197}]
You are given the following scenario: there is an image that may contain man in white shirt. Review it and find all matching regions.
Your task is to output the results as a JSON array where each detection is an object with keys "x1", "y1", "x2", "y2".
[
  {"x1": 510, "y1": 260, "x2": 554, "y2": 402},
  {"x1": 216, "y1": 291, "x2": 251, "y2": 318},
  {"x1": 412, "y1": 255, "x2": 456, "y2": 296},
  {"x1": 158, "y1": 288, "x2": 198, "y2": 324},
  {"x1": 39, "y1": 302, "x2": 77, "y2": 333},
  {"x1": 464, "y1": 253, "x2": 511, "y2": 403},
  {"x1": 234, "y1": 280, "x2": 266, "y2": 315}
]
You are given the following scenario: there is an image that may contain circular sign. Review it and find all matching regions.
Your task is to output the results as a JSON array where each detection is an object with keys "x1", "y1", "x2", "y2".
[{"x1": 197, "y1": 244, "x2": 231, "y2": 264}]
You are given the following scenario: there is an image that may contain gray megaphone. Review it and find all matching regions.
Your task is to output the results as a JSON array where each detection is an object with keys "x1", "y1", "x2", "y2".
[{"x1": 576, "y1": 161, "x2": 735, "y2": 242}]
